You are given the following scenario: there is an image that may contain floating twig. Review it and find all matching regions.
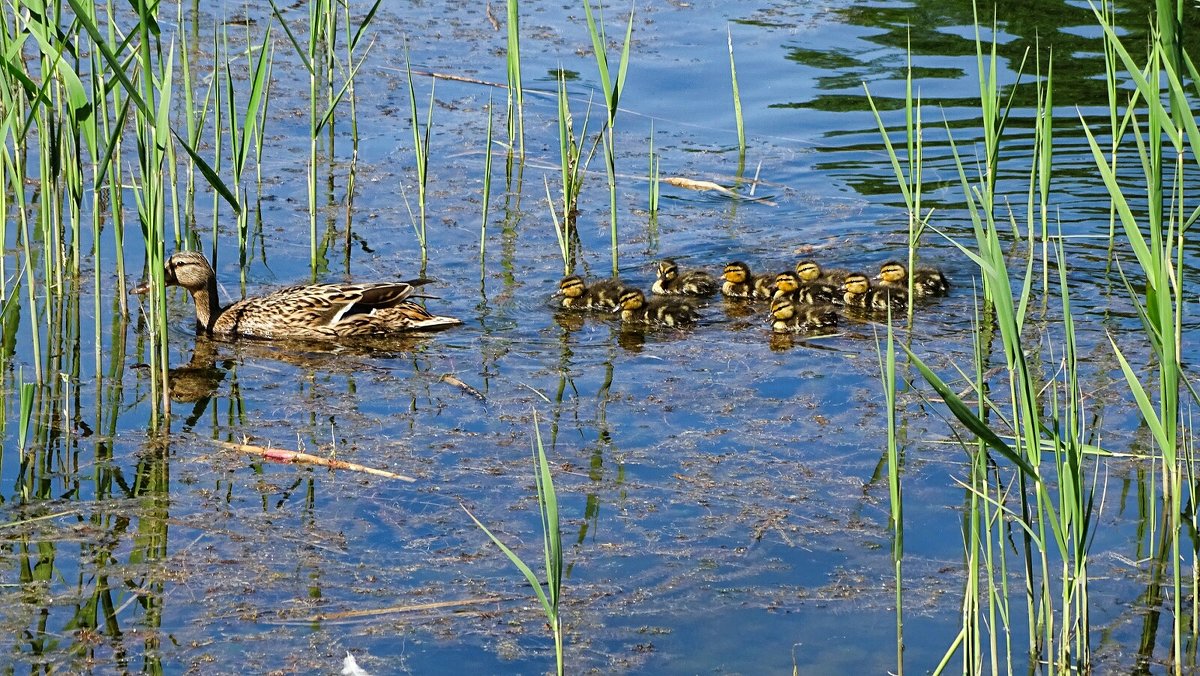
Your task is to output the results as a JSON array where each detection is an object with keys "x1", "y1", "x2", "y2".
[
  {"x1": 441, "y1": 373, "x2": 485, "y2": 401},
  {"x1": 216, "y1": 440, "x2": 416, "y2": 482}
]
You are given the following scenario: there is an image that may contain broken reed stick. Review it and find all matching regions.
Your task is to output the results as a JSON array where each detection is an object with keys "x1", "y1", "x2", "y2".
[
  {"x1": 278, "y1": 596, "x2": 507, "y2": 624},
  {"x1": 216, "y1": 440, "x2": 416, "y2": 482}
]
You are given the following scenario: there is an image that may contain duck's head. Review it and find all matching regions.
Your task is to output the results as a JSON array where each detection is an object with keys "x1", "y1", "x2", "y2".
[
  {"x1": 875, "y1": 261, "x2": 907, "y2": 284},
  {"x1": 722, "y1": 261, "x2": 750, "y2": 284},
  {"x1": 770, "y1": 295, "x2": 796, "y2": 321},
  {"x1": 772, "y1": 271, "x2": 801, "y2": 295},
  {"x1": 614, "y1": 288, "x2": 646, "y2": 312},
  {"x1": 555, "y1": 275, "x2": 586, "y2": 299},
  {"x1": 795, "y1": 260, "x2": 823, "y2": 283},
  {"x1": 657, "y1": 259, "x2": 679, "y2": 282},
  {"x1": 840, "y1": 273, "x2": 872, "y2": 295},
  {"x1": 160, "y1": 251, "x2": 215, "y2": 292}
]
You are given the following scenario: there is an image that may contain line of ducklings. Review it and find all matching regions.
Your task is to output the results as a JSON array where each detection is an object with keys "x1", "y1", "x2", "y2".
[{"x1": 555, "y1": 258, "x2": 950, "y2": 333}]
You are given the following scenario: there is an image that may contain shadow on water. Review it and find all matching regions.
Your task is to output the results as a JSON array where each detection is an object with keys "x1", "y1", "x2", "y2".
[{"x1": 1, "y1": 0, "x2": 1198, "y2": 672}]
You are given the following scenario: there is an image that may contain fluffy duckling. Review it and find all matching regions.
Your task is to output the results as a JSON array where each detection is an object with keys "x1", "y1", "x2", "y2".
[
  {"x1": 795, "y1": 259, "x2": 851, "y2": 287},
  {"x1": 614, "y1": 288, "x2": 698, "y2": 327},
  {"x1": 652, "y1": 259, "x2": 718, "y2": 296},
  {"x1": 840, "y1": 272, "x2": 908, "y2": 312},
  {"x1": 721, "y1": 261, "x2": 773, "y2": 300},
  {"x1": 769, "y1": 296, "x2": 838, "y2": 333},
  {"x1": 555, "y1": 275, "x2": 627, "y2": 311},
  {"x1": 875, "y1": 260, "x2": 950, "y2": 298},
  {"x1": 773, "y1": 270, "x2": 838, "y2": 305}
]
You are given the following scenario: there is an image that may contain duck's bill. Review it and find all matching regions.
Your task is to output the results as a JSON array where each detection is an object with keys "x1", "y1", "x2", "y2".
[{"x1": 130, "y1": 280, "x2": 151, "y2": 295}]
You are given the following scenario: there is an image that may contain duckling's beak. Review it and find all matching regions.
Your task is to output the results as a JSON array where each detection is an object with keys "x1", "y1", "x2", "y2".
[
  {"x1": 130, "y1": 280, "x2": 150, "y2": 295},
  {"x1": 551, "y1": 289, "x2": 564, "y2": 298},
  {"x1": 871, "y1": 273, "x2": 883, "y2": 281},
  {"x1": 611, "y1": 304, "x2": 623, "y2": 314}
]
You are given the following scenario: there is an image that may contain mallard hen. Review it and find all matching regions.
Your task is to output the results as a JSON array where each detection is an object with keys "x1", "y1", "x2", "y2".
[
  {"x1": 133, "y1": 251, "x2": 461, "y2": 339},
  {"x1": 875, "y1": 260, "x2": 950, "y2": 298},
  {"x1": 652, "y1": 259, "x2": 717, "y2": 296},
  {"x1": 613, "y1": 288, "x2": 698, "y2": 327},
  {"x1": 555, "y1": 275, "x2": 627, "y2": 310}
]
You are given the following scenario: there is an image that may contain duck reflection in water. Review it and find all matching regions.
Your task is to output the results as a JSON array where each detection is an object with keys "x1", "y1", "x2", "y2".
[{"x1": 165, "y1": 337, "x2": 228, "y2": 429}]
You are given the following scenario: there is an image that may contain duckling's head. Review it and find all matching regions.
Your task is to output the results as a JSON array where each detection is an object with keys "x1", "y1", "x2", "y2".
[
  {"x1": 840, "y1": 273, "x2": 872, "y2": 295},
  {"x1": 770, "y1": 295, "x2": 796, "y2": 321},
  {"x1": 556, "y1": 275, "x2": 587, "y2": 299},
  {"x1": 657, "y1": 259, "x2": 679, "y2": 282},
  {"x1": 163, "y1": 251, "x2": 216, "y2": 292},
  {"x1": 795, "y1": 260, "x2": 823, "y2": 282},
  {"x1": 876, "y1": 261, "x2": 908, "y2": 284},
  {"x1": 722, "y1": 261, "x2": 750, "y2": 283},
  {"x1": 773, "y1": 271, "x2": 800, "y2": 295},
  {"x1": 615, "y1": 288, "x2": 646, "y2": 311}
]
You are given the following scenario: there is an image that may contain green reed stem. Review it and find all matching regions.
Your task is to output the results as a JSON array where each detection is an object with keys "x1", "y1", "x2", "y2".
[
  {"x1": 648, "y1": 125, "x2": 660, "y2": 217},
  {"x1": 582, "y1": 0, "x2": 633, "y2": 277},
  {"x1": 1082, "y1": 8, "x2": 1193, "y2": 665},
  {"x1": 555, "y1": 70, "x2": 590, "y2": 233},
  {"x1": 876, "y1": 311, "x2": 904, "y2": 676},
  {"x1": 17, "y1": 377, "x2": 34, "y2": 451},
  {"x1": 404, "y1": 48, "x2": 434, "y2": 272},
  {"x1": 505, "y1": 0, "x2": 524, "y2": 155},
  {"x1": 463, "y1": 410, "x2": 564, "y2": 675},
  {"x1": 727, "y1": 28, "x2": 744, "y2": 158},
  {"x1": 481, "y1": 98, "x2": 495, "y2": 278}
]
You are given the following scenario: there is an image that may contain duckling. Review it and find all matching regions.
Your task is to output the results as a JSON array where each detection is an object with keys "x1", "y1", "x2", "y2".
[
  {"x1": 555, "y1": 275, "x2": 627, "y2": 310},
  {"x1": 839, "y1": 272, "x2": 908, "y2": 312},
  {"x1": 613, "y1": 288, "x2": 698, "y2": 327},
  {"x1": 795, "y1": 259, "x2": 851, "y2": 286},
  {"x1": 875, "y1": 260, "x2": 950, "y2": 298},
  {"x1": 652, "y1": 259, "x2": 718, "y2": 296},
  {"x1": 721, "y1": 261, "x2": 773, "y2": 300},
  {"x1": 773, "y1": 270, "x2": 838, "y2": 305},
  {"x1": 769, "y1": 296, "x2": 838, "y2": 333}
]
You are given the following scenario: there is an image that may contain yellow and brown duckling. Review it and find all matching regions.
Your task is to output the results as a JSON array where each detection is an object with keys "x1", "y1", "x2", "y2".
[
  {"x1": 132, "y1": 251, "x2": 460, "y2": 339},
  {"x1": 721, "y1": 261, "x2": 774, "y2": 300},
  {"x1": 613, "y1": 288, "x2": 698, "y2": 327},
  {"x1": 652, "y1": 259, "x2": 718, "y2": 296},
  {"x1": 769, "y1": 295, "x2": 838, "y2": 333},
  {"x1": 875, "y1": 260, "x2": 950, "y2": 298},
  {"x1": 795, "y1": 259, "x2": 851, "y2": 287},
  {"x1": 839, "y1": 272, "x2": 908, "y2": 312},
  {"x1": 555, "y1": 275, "x2": 628, "y2": 311},
  {"x1": 772, "y1": 270, "x2": 838, "y2": 305}
]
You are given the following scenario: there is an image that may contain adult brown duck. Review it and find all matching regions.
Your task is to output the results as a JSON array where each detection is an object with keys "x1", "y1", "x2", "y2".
[{"x1": 133, "y1": 251, "x2": 461, "y2": 339}]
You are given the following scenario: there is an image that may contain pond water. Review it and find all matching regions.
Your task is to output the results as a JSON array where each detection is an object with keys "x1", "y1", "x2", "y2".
[{"x1": 2, "y1": 0, "x2": 1199, "y2": 672}]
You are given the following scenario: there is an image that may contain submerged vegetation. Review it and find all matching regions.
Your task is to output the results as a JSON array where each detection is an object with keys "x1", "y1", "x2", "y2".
[{"x1": 0, "y1": 0, "x2": 1199, "y2": 672}]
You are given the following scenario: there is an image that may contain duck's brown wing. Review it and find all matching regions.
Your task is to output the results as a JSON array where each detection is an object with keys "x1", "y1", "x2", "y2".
[{"x1": 215, "y1": 281, "x2": 437, "y2": 338}]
